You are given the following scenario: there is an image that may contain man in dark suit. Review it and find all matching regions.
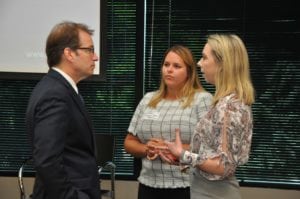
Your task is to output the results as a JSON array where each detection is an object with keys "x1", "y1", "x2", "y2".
[{"x1": 26, "y1": 21, "x2": 100, "y2": 199}]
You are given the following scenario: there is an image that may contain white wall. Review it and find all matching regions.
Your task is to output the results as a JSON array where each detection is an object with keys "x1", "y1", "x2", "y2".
[{"x1": 0, "y1": 176, "x2": 299, "y2": 199}]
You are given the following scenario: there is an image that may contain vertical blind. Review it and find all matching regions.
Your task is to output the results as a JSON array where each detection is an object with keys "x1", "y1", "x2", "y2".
[
  {"x1": 144, "y1": 0, "x2": 300, "y2": 189},
  {"x1": 82, "y1": 0, "x2": 137, "y2": 177}
]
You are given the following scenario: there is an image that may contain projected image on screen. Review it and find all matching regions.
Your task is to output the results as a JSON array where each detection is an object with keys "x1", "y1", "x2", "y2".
[{"x1": 0, "y1": 0, "x2": 100, "y2": 75}]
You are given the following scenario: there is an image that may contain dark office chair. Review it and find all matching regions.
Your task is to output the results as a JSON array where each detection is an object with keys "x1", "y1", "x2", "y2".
[
  {"x1": 18, "y1": 135, "x2": 116, "y2": 199},
  {"x1": 18, "y1": 158, "x2": 33, "y2": 199},
  {"x1": 95, "y1": 134, "x2": 116, "y2": 199}
]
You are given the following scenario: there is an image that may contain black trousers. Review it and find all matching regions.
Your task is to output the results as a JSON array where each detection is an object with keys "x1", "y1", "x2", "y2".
[{"x1": 138, "y1": 183, "x2": 190, "y2": 199}]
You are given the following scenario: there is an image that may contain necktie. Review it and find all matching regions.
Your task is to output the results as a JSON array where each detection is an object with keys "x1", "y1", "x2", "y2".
[{"x1": 78, "y1": 93, "x2": 85, "y2": 104}]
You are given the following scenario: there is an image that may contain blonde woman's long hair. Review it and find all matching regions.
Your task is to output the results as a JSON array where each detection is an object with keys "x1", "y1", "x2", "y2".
[
  {"x1": 148, "y1": 45, "x2": 204, "y2": 108},
  {"x1": 207, "y1": 34, "x2": 255, "y2": 105}
]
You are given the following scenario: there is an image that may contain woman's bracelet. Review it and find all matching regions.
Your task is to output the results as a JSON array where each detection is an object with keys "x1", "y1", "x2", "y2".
[{"x1": 180, "y1": 150, "x2": 201, "y2": 167}]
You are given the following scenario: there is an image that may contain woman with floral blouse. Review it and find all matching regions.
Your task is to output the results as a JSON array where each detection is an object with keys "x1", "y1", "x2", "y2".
[{"x1": 164, "y1": 34, "x2": 255, "y2": 199}]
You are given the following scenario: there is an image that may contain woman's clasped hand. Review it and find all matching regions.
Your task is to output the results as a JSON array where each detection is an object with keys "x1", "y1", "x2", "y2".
[{"x1": 146, "y1": 138, "x2": 179, "y2": 164}]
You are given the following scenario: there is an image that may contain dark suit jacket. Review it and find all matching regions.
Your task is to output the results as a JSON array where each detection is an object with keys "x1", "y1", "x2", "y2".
[{"x1": 26, "y1": 69, "x2": 100, "y2": 199}]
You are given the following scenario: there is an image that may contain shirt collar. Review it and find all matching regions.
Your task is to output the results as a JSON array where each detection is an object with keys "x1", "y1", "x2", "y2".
[{"x1": 52, "y1": 67, "x2": 79, "y2": 94}]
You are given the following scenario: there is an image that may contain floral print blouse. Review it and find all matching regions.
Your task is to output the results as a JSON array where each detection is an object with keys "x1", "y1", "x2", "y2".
[{"x1": 191, "y1": 93, "x2": 253, "y2": 180}]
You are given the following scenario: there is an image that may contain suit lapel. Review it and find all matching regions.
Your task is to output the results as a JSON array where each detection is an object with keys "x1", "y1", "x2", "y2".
[
  {"x1": 70, "y1": 91, "x2": 96, "y2": 154},
  {"x1": 47, "y1": 69, "x2": 96, "y2": 152}
]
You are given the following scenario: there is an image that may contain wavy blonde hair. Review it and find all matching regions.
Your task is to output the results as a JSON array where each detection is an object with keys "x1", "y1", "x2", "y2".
[
  {"x1": 148, "y1": 45, "x2": 204, "y2": 108},
  {"x1": 207, "y1": 34, "x2": 255, "y2": 105}
]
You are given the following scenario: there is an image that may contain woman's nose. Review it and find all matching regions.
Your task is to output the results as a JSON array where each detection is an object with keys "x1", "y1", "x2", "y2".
[
  {"x1": 167, "y1": 65, "x2": 173, "y2": 72},
  {"x1": 197, "y1": 60, "x2": 201, "y2": 68}
]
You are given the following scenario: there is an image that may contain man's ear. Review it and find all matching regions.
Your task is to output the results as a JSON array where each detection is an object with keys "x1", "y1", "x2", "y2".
[{"x1": 63, "y1": 47, "x2": 75, "y2": 62}]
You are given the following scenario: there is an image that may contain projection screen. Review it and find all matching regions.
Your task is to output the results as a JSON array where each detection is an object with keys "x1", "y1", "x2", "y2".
[{"x1": 0, "y1": 0, "x2": 104, "y2": 80}]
